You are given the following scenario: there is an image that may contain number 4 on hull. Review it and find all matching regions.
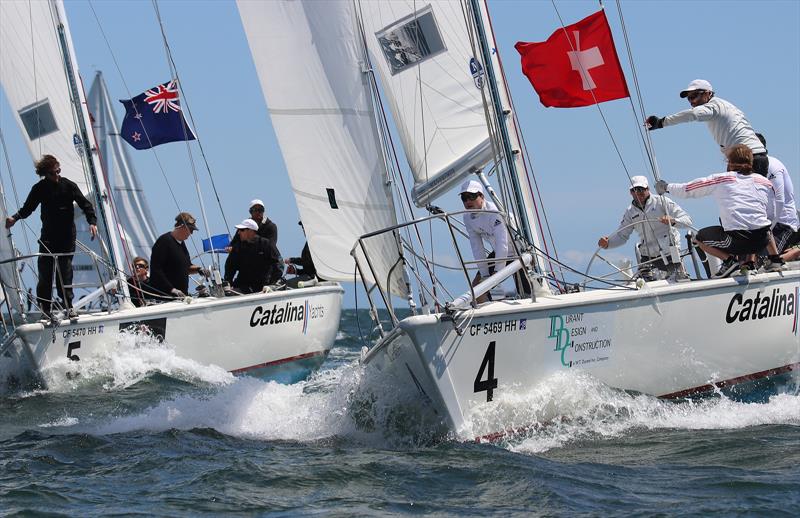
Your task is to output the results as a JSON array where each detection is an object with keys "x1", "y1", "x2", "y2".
[{"x1": 474, "y1": 341, "x2": 498, "y2": 401}]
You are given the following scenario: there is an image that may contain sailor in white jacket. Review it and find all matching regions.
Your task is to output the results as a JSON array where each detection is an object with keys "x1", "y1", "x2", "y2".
[
  {"x1": 756, "y1": 133, "x2": 798, "y2": 252},
  {"x1": 460, "y1": 179, "x2": 509, "y2": 300},
  {"x1": 656, "y1": 144, "x2": 781, "y2": 277},
  {"x1": 599, "y1": 176, "x2": 692, "y2": 276},
  {"x1": 646, "y1": 79, "x2": 768, "y2": 177}
]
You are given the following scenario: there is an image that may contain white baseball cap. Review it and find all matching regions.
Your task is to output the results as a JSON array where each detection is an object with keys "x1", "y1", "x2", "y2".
[
  {"x1": 679, "y1": 79, "x2": 713, "y2": 98},
  {"x1": 630, "y1": 175, "x2": 649, "y2": 189},
  {"x1": 459, "y1": 179, "x2": 484, "y2": 195},
  {"x1": 249, "y1": 199, "x2": 265, "y2": 210},
  {"x1": 235, "y1": 218, "x2": 259, "y2": 231}
]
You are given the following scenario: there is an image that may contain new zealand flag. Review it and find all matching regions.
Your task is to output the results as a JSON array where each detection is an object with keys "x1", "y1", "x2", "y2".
[{"x1": 120, "y1": 80, "x2": 196, "y2": 149}]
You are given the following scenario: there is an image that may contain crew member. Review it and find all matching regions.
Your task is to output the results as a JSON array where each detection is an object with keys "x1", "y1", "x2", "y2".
[
  {"x1": 647, "y1": 80, "x2": 768, "y2": 177},
  {"x1": 5, "y1": 155, "x2": 97, "y2": 317},
  {"x1": 459, "y1": 179, "x2": 517, "y2": 302},
  {"x1": 285, "y1": 221, "x2": 317, "y2": 281},
  {"x1": 228, "y1": 199, "x2": 278, "y2": 248},
  {"x1": 149, "y1": 212, "x2": 209, "y2": 298},
  {"x1": 224, "y1": 218, "x2": 282, "y2": 293},
  {"x1": 598, "y1": 176, "x2": 692, "y2": 279},
  {"x1": 756, "y1": 133, "x2": 798, "y2": 253},
  {"x1": 126, "y1": 256, "x2": 163, "y2": 307},
  {"x1": 656, "y1": 144, "x2": 781, "y2": 278}
]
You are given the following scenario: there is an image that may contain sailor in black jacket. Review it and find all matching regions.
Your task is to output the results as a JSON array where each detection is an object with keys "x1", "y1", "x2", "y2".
[
  {"x1": 5, "y1": 155, "x2": 97, "y2": 316},
  {"x1": 224, "y1": 219, "x2": 282, "y2": 294},
  {"x1": 150, "y1": 212, "x2": 208, "y2": 298}
]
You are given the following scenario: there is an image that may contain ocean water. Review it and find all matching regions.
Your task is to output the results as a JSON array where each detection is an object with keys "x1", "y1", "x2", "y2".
[{"x1": 1, "y1": 309, "x2": 798, "y2": 516}]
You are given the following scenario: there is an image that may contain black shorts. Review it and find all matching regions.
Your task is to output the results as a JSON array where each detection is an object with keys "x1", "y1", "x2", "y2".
[
  {"x1": 773, "y1": 222, "x2": 797, "y2": 253},
  {"x1": 695, "y1": 225, "x2": 769, "y2": 255}
]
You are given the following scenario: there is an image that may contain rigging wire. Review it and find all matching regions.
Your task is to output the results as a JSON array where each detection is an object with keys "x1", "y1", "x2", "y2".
[
  {"x1": 0, "y1": 131, "x2": 32, "y2": 254},
  {"x1": 86, "y1": 1, "x2": 182, "y2": 213},
  {"x1": 354, "y1": 0, "x2": 439, "y2": 308},
  {"x1": 151, "y1": 0, "x2": 224, "y2": 270},
  {"x1": 549, "y1": 0, "x2": 679, "y2": 264},
  {"x1": 477, "y1": 0, "x2": 566, "y2": 289}
]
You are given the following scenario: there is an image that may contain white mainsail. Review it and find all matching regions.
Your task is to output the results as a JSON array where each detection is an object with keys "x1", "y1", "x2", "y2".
[
  {"x1": 0, "y1": 0, "x2": 111, "y2": 288},
  {"x1": 88, "y1": 71, "x2": 158, "y2": 261},
  {"x1": 358, "y1": 0, "x2": 494, "y2": 206},
  {"x1": 237, "y1": 0, "x2": 408, "y2": 296}
]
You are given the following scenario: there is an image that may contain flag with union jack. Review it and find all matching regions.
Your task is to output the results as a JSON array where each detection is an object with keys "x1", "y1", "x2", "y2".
[{"x1": 119, "y1": 80, "x2": 196, "y2": 149}]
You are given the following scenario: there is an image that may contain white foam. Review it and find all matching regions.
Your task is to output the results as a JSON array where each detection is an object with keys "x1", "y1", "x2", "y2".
[
  {"x1": 38, "y1": 416, "x2": 79, "y2": 428},
  {"x1": 61, "y1": 355, "x2": 800, "y2": 450},
  {"x1": 90, "y1": 360, "x2": 366, "y2": 441},
  {"x1": 40, "y1": 331, "x2": 234, "y2": 392},
  {"x1": 456, "y1": 370, "x2": 800, "y2": 454}
]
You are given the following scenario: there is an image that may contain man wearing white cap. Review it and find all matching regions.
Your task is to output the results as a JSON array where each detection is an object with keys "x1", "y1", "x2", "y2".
[
  {"x1": 598, "y1": 176, "x2": 692, "y2": 279},
  {"x1": 459, "y1": 179, "x2": 510, "y2": 301},
  {"x1": 224, "y1": 218, "x2": 282, "y2": 294},
  {"x1": 645, "y1": 79, "x2": 768, "y2": 177}
]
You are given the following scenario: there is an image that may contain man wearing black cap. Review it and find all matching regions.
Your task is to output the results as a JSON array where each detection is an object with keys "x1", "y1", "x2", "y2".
[
  {"x1": 646, "y1": 79, "x2": 768, "y2": 177},
  {"x1": 149, "y1": 212, "x2": 209, "y2": 298}
]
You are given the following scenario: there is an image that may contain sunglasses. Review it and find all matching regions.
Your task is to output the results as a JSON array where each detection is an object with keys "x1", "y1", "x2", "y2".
[
  {"x1": 250, "y1": 207, "x2": 264, "y2": 212},
  {"x1": 134, "y1": 263, "x2": 148, "y2": 270},
  {"x1": 630, "y1": 186, "x2": 648, "y2": 193},
  {"x1": 687, "y1": 91, "x2": 705, "y2": 100},
  {"x1": 460, "y1": 192, "x2": 481, "y2": 202}
]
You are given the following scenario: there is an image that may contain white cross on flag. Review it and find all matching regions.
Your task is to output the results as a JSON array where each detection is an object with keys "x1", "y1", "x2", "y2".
[{"x1": 515, "y1": 10, "x2": 629, "y2": 108}]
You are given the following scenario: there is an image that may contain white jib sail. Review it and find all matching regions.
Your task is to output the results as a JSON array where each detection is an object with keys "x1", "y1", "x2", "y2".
[
  {"x1": 88, "y1": 71, "x2": 158, "y2": 262},
  {"x1": 0, "y1": 0, "x2": 110, "y2": 289},
  {"x1": 358, "y1": 0, "x2": 494, "y2": 206},
  {"x1": 237, "y1": 0, "x2": 408, "y2": 297}
]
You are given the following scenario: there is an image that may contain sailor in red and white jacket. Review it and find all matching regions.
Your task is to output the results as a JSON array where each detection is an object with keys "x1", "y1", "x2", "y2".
[{"x1": 655, "y1": 144, "x2": 781, "y2": 272}]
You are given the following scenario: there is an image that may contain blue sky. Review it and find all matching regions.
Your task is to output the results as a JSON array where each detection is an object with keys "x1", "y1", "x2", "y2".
[{"x1": 2, "y1": 0, "x2": 798, "y2": 307}]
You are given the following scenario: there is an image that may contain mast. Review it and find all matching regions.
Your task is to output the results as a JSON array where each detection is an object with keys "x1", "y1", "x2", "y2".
[
  {"x1": 467, "y1": 0, "x2": 549, "y2": 278},
  {"x1": 53, "y1": 0, "x2": 130, "y2": 300}
]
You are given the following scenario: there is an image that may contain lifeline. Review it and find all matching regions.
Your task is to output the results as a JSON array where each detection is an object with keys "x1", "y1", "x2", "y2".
[{"x1": 725, "y1": 289, "x2": 795, "y2": 323}]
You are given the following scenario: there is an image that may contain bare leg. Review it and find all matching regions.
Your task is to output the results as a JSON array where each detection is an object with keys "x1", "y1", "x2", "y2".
[
  {"x1": 472, "y1": 273, "x2": 489, "y2": 304},
  {"x1": 696, "y1": 242, "x2": 731, "y2": 261},
  {"x1": 766, "y1": 232, "x2": 779, "y2": 256}
]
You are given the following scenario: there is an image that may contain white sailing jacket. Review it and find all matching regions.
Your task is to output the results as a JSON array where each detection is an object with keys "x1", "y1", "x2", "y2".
[
  {"x1": 463, "y1": 199, "x2": 508, "y2": 277},
  {"x1": 766, "y1": 155, "x2": 798, "y2": 231},
  {"x1": 668, "y1": 172, "x2": 776, "y2": 231},
  {"x1": 606, "y1": 195, "x2": 692, "y2": 258},
  {"x1": 663, "y1": 97, "x2": 766, "y2": 155}
]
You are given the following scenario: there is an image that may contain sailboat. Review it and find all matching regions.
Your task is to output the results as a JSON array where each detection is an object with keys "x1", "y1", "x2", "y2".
[
  {"x1": 239, "y1": 0, "x2": 799, "y2": 441},
  {"x1": 0, "y1": 0, "x2": 343, "y2": 388}
]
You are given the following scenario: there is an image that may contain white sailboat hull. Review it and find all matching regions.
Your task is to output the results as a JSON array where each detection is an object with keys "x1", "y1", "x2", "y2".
[
  {"x1": 363, "y1": 271, "x2": 800, "y2": 440},
  {"x1": 4, "y1": 283, "x2": 343, "y2": 387}
]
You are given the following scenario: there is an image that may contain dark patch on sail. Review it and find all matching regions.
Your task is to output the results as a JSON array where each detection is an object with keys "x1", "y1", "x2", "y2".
[{"x1": 326, "y1": 188, "x2": 339, "y2": 209}]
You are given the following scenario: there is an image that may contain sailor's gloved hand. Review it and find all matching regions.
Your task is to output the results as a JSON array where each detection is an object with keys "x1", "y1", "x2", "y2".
[
  {"x1": 170, "y1": 288, "x2": 186, "y2": 298},
  {"x1": 198, "y1": 267, "x2": 211, "y2": 278},
  {"x1": 646, "y1": 115, "x2": 664, "y2": 130},
  {"x1": 655, "y1": 180, "x2": 669, "y2": 195}
]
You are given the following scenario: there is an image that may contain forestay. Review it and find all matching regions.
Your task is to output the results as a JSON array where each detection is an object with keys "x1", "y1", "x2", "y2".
[
  {"x1": 88, "y1": 72, "x2": 158, "y2": 261},
  {"x1": 0, "y1": 0, "x2": 109, "y2": 288},
  {"x1": 237, "y1": 0, "x2": 408, "y2": 296},
  {"x1": 358, "y1": 0, "x2": 494, "y2": 206}
]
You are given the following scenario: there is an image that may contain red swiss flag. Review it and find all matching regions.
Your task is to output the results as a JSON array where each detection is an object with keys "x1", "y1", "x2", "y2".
[{"x1": 515, "y1": 10, "x2": 629, "y2": 108}]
